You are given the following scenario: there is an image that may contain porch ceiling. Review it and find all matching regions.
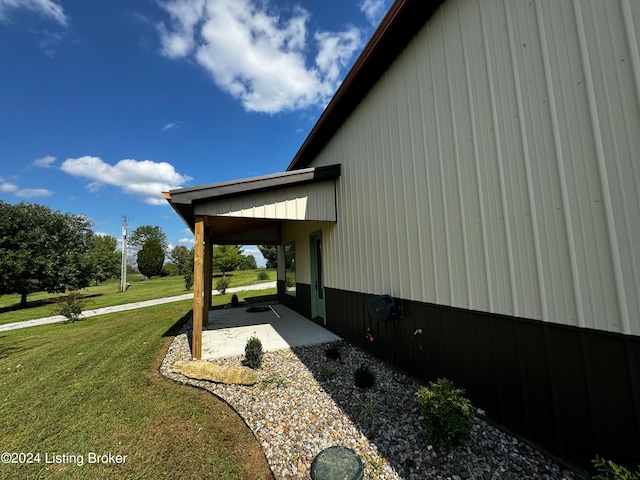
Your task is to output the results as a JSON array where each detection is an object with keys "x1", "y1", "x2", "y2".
[{"x1": 204, "y1": 216, "x2": 281, "y2": 245}]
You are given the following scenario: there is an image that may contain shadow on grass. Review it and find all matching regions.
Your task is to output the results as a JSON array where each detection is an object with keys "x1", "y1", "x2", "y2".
[
  {"x1": 0, "y1": 292, "x2": 104, "y2": 314},
  {"x1": 0, "y1": 336, "x2": 28, "y2": 359},
  {"x1": 163, "y1": 310, "x2": 193, "y2": 338}
]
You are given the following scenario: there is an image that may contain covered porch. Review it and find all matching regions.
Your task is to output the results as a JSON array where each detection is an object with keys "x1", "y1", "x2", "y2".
[{"x1": 164, "y1": 164, "x2": 341, "y2": 359}]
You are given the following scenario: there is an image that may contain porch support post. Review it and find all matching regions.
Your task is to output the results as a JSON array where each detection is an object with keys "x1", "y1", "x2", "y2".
[
  {"x1": 203, "y1": 226, "x2": 212, "y2": 327},
  {"x1": 192, "y1": 216, "x2": 205, "y2": 360}
]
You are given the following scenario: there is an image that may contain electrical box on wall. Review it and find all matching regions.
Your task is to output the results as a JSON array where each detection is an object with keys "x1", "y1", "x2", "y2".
[{"x1": 367, "y1": 295, "x2": 402, "y2": 322}]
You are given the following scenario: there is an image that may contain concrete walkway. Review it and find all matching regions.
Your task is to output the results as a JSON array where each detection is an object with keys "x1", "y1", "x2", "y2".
[
  {"x1": 0, "y1": 282, "x2": 276, "y2": 332},
  {"x1": 202, "y1": 303, "x2": 340, "y2": 359}
]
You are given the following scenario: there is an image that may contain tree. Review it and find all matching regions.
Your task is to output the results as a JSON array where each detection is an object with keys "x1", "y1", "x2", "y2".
[
  {"x1": 89, "y1": 235, "x2": 121, "y2": 285},
  {"x1": 169, "y1": 245, "x2": 191, "y2": 275},
  {"x1": 213, "y1": 245, "x2": 242, "y2": 275},
  {"x1": 258, "y1": 245, "x2": 277, "y2": 268},
  {"x1": 0, "y1": 202, "x2": 94, "y2": 308},
  {"x1": 137, "y1": 238, "x2": 164, "y2": 278},
  {"x1": 238, "y1": 255, "x2": 257, "y2": 270},
  {"x1": 129, "y1": 225, "x2": 168, "y2": 254}
]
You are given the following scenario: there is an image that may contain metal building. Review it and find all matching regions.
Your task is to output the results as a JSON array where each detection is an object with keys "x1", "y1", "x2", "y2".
[{"x1": 166, "y1": 0, "x2": 640, "y2": 469}]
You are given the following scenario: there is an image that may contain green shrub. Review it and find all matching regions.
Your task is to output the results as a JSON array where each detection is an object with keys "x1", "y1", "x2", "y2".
[
  {"x1": 416, "y1": 378, "x2": 483, "y2": 452},
  {"x1": 321, "y1": 365, "x2": 338, "y2": 381},
  {"x1": 257, "y1": 270, "x2": 270, "y2": 281},
  {"x1": 591, "y1": 457, "x2": 640, "y2": 480},
  {"x1": 325, "y1": 343, "x2": 341, "y2": 360},
  {"x1": 243, "y1": 336, "x2": 264, "y2": 369},
  {"x1": 356, "y1": 395, "x2": 377, "y2": 423},
  {"x1": 285, "y1": 272, "x2": 296, "y2": 288},
  {"x1": 260, "y1": 373, "x2": 289, "y2": 389},
  {"x1": 184, "y1": 271, "x2": 193, "y2": 290},
  {"x1": 215, "y1": 275, "x2": 231, "y2": 295},
  {"x1": 354, "y1": 363, "x2": 376, "y2": 388},
  {"x1": 55, "y1": 291, "x2": 85, "y2": 322}
]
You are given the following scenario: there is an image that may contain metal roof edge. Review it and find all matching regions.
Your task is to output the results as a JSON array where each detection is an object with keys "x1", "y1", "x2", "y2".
[
  {"x1": 286, "y1": 0, "x2": 444, "y2": 171},
  {"x1": 167, "y1": 164, "x2": 341, "y2": 205}
]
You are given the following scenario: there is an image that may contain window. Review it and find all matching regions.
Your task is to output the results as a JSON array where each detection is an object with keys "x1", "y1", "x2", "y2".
[{"x1": 285, "y1": 242, "x2": 296, "y2": 296}]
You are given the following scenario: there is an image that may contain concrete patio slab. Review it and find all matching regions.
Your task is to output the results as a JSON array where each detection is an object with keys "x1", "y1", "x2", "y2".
[{"x1": 201, "y1": 303, "x2": 340, "y2": 360}]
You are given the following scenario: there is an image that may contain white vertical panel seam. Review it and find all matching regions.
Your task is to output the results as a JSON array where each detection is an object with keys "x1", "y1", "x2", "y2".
[
  {"x1": 385, "y1": 90, "x2": 398, "y2": 294},
  {"x1": 573, "y1": 0, "x2": 630, "y2": 333},
  {"x1": 433, "y1": 12, "x2": 455, "y2": 303},
  {"x1": 620, "y1": 0, "x2": 640, "y2": 322},
  {"x1": 536, "y1": 0, "x2": 584, "y2": 327},
  {"x1": 589, "y1": 0, "x2": 632, "y2": 330},
  {"x1": 373, "y1": 111, "x2": 385, "y2": 294},
  {"x1": 505, "y1": 1, "x2": 548, "y2": 320},
  {"x1": 416, "y1": 43, "x2": 439, "y2": 303},
  {"x1": 366, "y1": 114, "x2": 380, "y2": 293},
  {"x1": 406, "y1": 51, "x2": 427, "y2": 301},
  {"x1": 444, "y1": 15, "x2": 473, "y2": 308},
  {"x1": 397, "y1": 62, "x2": 414, "y2": 298},
  {"x1": 621, "y1": 0, "x2": 640, "y2": 113},
  {"x1": 460, "y1": 0, "x2": 493, "y2": 312},
  {"x1": 480, "y1": 2, "x2": 518, "y2": 316},
  {"x1": 354, "y1": 131, "x2": 364, "y2": 292}
]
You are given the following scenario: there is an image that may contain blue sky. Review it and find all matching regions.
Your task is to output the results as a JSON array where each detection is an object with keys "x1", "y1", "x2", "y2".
[{"x1": 0, "y1": 0, "x2": 390, "y2": 266}]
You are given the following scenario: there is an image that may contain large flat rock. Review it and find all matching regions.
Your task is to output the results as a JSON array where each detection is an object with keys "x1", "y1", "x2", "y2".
[{"x1": 173, "y1": 360, "x2": 258, "y2": 385}]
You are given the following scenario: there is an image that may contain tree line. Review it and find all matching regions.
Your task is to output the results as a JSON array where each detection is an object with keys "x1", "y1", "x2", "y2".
[{"x1": 0, "y1": 202, "x2": 268, "y2": 308}]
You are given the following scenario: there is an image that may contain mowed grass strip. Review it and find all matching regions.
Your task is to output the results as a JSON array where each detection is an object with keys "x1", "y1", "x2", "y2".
[
  {"x1": 0, "y1": 269, "x2": 277, "y2": 326},
  {"x1": 0, "y1": 296, "x2": 274, "y2": 479}
]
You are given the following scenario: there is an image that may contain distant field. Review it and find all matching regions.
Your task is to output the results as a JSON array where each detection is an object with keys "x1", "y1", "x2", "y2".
[
  {"x1": 0, "y1": 269, "x2": 276, "y2": 326},
  {"x1": 0, "y1": 293, "x2": 275, "y2": 479}
]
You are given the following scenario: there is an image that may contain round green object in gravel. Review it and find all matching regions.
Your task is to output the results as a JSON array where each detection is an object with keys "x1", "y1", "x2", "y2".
[{"x1": 310, "y1": 446, "x2": 364, "y2": 480}]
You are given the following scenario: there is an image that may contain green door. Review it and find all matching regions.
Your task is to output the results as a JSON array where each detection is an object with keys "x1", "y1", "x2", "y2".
[{"x1": 310, "y1": 231, "x2": 325, "y2": 323}]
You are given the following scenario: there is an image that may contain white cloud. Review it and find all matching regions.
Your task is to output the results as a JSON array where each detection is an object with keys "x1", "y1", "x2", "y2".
[
  {"x1": 359, "y1": 0, "x2": 387, "y2": 26},
  {"x1": 162, "y1": 121, "x2": 182, "y2": 131},
  {"x1": 0, "y1": 0, "x2": 68, "y2": 26},
  {"x1": 157, "y1": 0, "x2": 362, "y2": 114},
  {"x1": 179, "y1": 237, "x2": 195, "y2": 244},
  {"x1": 60, "y1": 156, "x2": 192, "y2": 205},
  {"x1": 0, "y1": 177, "x2": 53, "y2": 198},
  {"x1": 33, "y1": 155, "x2": 56, "y2": 168}
]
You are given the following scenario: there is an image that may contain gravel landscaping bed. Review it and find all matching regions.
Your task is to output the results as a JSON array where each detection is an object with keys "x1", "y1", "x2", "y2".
[{"x1": 160, "y1": 322, "x2": 578, "y2": 480}]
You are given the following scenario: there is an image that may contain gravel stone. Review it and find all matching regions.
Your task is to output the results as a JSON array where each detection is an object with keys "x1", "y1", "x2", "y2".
[{"x1": 160, "y1": 322, "x2": 578, "y2": 480}]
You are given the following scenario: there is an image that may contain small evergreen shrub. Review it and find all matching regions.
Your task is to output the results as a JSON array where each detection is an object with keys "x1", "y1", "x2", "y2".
[
  {"x1": 56, "y1": 291, "x2": 85, "y2": 323},
  {"x1": 416, "y1": 378, "x2": 483, "y2": 452},
  {"x1": 354, "y1": 363, "x2": 376, "y2": 388},
  {"x1": 257, "y1": 270, "x2": 270, "y2": 281},
  {"x1": 184, "y1": 271, "x2": 193, "y2": 290},
  {"x1": 321, "y1": 365, "x2": 338, "y2": 381},
  {"x1": 243, "y1": 336, "x2": 264, "y2": 369},
  {"x1": 591, "y1": 456, "x2": 640, "y2": 480},
  {"x1": 215, "y1": 275, "x2": 231, "y2": 295},
  {"x1": 231, "y1": 294, "x2": 240, "y2": 307},
  {"x1": 325, "y1": 343, "x2": 341, "y2": 360}
]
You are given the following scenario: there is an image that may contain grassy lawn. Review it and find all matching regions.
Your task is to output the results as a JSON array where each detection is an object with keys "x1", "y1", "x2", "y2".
[
  {"x1": 0, "y1": 291, "x2": 276, "y2": 479},
  {"x1": 0, "y1": 269, "x2": 276, "y2": 326}
]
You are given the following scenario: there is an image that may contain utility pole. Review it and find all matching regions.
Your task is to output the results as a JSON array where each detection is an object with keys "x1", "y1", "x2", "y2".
[{"x1": 120, "y1": 215, "x2": 128, "y2": 292}]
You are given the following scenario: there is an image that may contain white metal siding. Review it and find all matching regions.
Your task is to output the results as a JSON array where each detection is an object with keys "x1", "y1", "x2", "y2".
[
  {"x1": 197, "y1": 182, "x2": 337, "y2": 221},
  {"x1": 307, "y1": 0, "x2": 640, "y2": 335},
  {"x1": 281, "y1": 221, "x2": 335, "y2": 285}
]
